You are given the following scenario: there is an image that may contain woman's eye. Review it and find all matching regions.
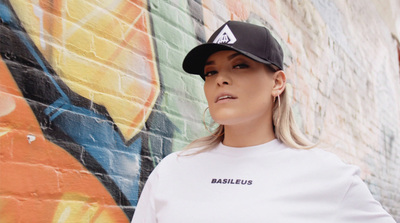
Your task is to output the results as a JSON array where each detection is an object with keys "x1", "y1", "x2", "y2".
[
  {"x1": 204, "y1": 70, "x2": 217, "y2": 77},
  {"x1": 233, "y1": 63, "x2": 249, "y2": 69}
]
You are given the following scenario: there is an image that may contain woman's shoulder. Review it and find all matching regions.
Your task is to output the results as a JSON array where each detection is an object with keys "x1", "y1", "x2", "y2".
[
  {"x1": 153, "y1": 150, "x2": 180, "y2": 169},
  {"x1": 302, "y1": 147, "x2": 348, "y2": 164},
  {"x1": 309, "y1": 148, "x2": 356, "y2": 170},
  {"x1": 152, "y1": 146, "x2": 208, "y2": 170},
  {"x1": 284, "y1": 144, "x2": 350, "y2": 164},
  {"x1": 280, "y1": 144, "x2": 360, "y2": 177}
]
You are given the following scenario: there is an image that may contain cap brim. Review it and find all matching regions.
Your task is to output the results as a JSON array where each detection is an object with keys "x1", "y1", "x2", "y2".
[{"x1": 182, "y1": 43, "x2": 276, "y2": 79}]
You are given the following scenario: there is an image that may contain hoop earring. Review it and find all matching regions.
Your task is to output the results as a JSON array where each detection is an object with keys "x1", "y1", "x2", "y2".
[
  {"x1": 277, "y1": 95, "x2": 281, "y2": 109},
  {"x1": 275, "y1": 95, "x2": 281, "y2": 125},
  {"x1": 202, "y1": 107, "x2": 214, "y2": 134},
  {"x1": 274, "y1": 95, "x2": 281, "y2": 107},
  {"x1": 202, "y1": 107, "x2": 224, "y2": 137}
]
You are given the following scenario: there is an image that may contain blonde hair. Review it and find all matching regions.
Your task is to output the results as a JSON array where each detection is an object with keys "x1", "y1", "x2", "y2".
[
  {"x1": 183, "y1": 82, "x2": 316, "y2": 153},
  {"x1": 272, "y1": 83, "x2": 315, "y2": 149}
]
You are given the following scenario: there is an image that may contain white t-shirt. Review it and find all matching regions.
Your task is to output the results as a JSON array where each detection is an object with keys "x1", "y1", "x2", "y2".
[{"x1": 132, "y1": 139, "x2": 395, "y2": 223}]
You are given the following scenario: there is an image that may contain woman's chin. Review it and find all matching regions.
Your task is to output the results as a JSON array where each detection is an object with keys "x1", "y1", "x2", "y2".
[{"x1": 212, "y1": 115, "x2": 245, "y2": 126}]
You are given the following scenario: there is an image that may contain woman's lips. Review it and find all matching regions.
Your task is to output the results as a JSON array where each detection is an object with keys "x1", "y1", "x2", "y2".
[{"x1": 215, "y1": 93, "x2": 238, "y2": 103}]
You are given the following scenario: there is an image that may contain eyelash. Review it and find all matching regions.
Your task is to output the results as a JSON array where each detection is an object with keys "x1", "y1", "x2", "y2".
[
  {"x1": 233, "y1": 63, "x2": 249, "y2": 69},
  {"x1": 204, "y1": 71, "x2": 217, "y2": 77},
  {"x1": 204, "y1": 63, "x2": 249, "y2": 77}
]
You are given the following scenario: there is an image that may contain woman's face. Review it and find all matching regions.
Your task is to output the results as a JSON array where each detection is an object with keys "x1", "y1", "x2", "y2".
[{"x1": 203, "y1": 50, "x2": 277, "y2": 127}]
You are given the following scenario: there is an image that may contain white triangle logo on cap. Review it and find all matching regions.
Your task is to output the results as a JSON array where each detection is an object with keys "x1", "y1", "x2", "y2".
[{"x1": 213, "y1": 25, "x2": 237, "y2": 44}]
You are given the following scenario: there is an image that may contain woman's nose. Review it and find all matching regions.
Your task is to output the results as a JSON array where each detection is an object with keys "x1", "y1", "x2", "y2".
[{"x1": 216, "y1": 70, "x2": 231, "y2": 86}]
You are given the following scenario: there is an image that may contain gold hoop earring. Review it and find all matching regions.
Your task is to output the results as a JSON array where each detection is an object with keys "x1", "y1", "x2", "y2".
[
  {"x1": 274, "y1": 95, "x2": 280, "y2": 106},
  {"x1": 202, "y1": 107, "x2": 224, "y2": 137},
  {"x1": 275, "y1": 95, "x2": 281, "y2": 125},
  {"x1": 202, "y1": 107, "x2": 214, "y2": 134},
  {"x1": 277, "y1": 95, "x2": 281, "y2": 109}
]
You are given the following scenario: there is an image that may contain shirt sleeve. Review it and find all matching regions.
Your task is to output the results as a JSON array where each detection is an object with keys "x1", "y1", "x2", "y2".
[
  {"x1": 131, "y1": 168, "x2": 159, "y2": 223},
  {"x1": 334, "y1": 170, "x2": 396, "y2": 223}
]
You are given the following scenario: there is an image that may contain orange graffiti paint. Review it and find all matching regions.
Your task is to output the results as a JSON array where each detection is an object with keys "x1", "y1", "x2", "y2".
[
  {"x1": 10, "y1": 0, "x2": 160, "y2": 142},
  {"x1": 0, "y1": 58, "x2": 129, "y2": 222}
]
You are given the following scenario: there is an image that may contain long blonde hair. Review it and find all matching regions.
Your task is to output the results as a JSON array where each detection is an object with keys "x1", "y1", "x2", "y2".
[{"x1": 183, "y1": 82, "x2": 316, "y2": 153}]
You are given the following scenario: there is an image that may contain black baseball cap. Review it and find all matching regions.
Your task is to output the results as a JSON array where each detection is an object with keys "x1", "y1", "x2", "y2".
[{"x1": 182, "y1": 20, "x2": 284, "y2": 78}]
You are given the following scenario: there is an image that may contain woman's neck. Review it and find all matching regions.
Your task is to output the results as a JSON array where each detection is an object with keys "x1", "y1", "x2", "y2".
[{"x1": 222, "y1": 120, "x2": 276, "y2": 147}]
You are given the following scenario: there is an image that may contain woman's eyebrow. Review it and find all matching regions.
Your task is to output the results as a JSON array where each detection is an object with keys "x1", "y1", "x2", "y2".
[
  {"x1": 205, "y1": 60, "x2": 215, "y2": 66},
  {"x1": 205, "y1": 52, "x2": 242, "y2": 66},
  {"x1": 227, "y1": 52, "x2": 242, "y2": 61}
]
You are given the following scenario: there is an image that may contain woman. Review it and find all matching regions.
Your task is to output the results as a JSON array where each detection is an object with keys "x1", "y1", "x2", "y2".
[{"x1": 132, "y1": 21, "x2": 395, "y2": 222}]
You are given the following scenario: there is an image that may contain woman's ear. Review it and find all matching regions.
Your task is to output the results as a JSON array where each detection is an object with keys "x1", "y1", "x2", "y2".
[{"x1": 272, "y1": 70, "x2": 286, "y2": 97}]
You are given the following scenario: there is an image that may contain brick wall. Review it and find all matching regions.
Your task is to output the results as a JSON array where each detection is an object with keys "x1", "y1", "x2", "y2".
[{"x1": 1, "y1": 0, "x2": 399, "y2": 222}]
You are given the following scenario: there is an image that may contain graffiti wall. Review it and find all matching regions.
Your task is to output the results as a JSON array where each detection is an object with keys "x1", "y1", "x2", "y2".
[
  {"x1": 1, "y1": 0, "x2": 399, "y2": 222},
  {"x1": 0, "y1": 0, "x2": 175, "y2": 221}
]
